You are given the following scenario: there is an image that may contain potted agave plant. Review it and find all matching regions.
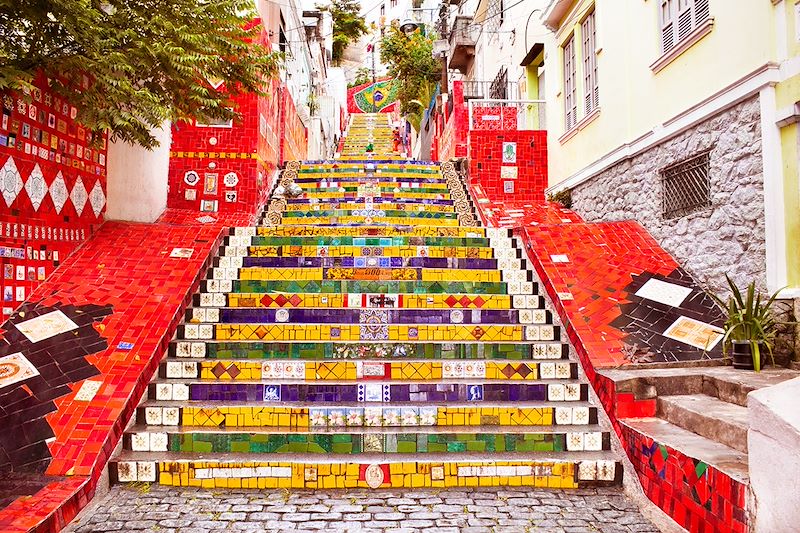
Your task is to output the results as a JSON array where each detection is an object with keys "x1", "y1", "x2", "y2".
[{"x1": 710, "y1": 275, "x2": 781, "y2": 372}]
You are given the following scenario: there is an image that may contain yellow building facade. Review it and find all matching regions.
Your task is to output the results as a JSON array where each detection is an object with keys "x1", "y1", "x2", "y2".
[{"x1": 543, "y1": 0, "x2": 800, "y2": 296}]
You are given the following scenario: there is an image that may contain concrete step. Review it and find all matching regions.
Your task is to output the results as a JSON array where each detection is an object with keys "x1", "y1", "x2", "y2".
[
  {"x1": 622, "y1": 417, "x2": 748, "y2": 483},
  {"x1": 657, "y1": 394, "x2": 749, "y2": 453}
]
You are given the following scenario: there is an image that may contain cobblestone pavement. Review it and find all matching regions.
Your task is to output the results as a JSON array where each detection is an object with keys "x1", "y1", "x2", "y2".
[{"x1": 65, "y1": 484, "x2": 664, "y2": 533}]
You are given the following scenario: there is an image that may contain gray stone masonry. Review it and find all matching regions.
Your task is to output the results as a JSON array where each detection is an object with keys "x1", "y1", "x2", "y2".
[
  {"x1": 64, "y1": 484, "x2": 663, "y2": 533},
  {"x1": 571, "y1": 96, "x2": 766, "y2": 297}
]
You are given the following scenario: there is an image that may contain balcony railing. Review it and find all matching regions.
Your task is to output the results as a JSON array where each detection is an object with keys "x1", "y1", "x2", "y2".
[{"x1": 460, "y1": 80, "x2": 520, "y2": 101}]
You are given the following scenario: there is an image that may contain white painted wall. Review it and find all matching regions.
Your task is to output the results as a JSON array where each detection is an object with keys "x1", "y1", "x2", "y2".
[
  {"x1": 748, "y1": 376, "x2": 800, "y2": 532},
  {"x1": 105, "y1": 125, "x2": 170, "y2": 223}
]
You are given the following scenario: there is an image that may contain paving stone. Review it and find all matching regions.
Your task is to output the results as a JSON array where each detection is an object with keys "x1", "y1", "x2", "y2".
[
  {"x1": 67, "y1": 486, "x2": 660, "y2": 533},
  {"x1": 342, "y1": 513, "x2": 372, "y2": 521}
]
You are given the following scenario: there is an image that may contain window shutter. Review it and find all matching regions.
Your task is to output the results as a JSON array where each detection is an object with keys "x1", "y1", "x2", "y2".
[
  {"x1": 660, "y1": 0, "x2": 675, "y2": 52},
  {"x1": 582, "y1": 12, "x2": 598, "y2": 115},
  {"x1": 563, "y1": 36, "x2": 577, "y2": 129},
  {"x1": 677, "y1": 0, "x2": 693, "y2": 41},
  {"x1": 694, "y1": 0, "x2": 710, "y2": 23}
]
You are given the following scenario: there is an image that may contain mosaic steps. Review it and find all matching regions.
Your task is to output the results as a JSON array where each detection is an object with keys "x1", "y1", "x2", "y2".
[
  {"x1": 158, "y1": 359, "x2": 579, "y2": 382},
  {"x1": 226, "y1": 234, "x2": 492, "y2": 247},
  {"x1": 240, "y1": 226, "x2": 488, "y2": 237},
  {"x1": 222, "y1": 257, "x2": 504, "y2": 270},
  {"x1": 281, "y1": 198, "x2": 457, "y2": 208},
  {"x1": 200, "y1": 280, "x2": 535, "y2": 297},
  {"x1": 224, "y1": 267, "x2": 508, "y2": 283},
  {"x1": 190, "y1": 324, "x2": 559, "y2": 342},
  {"x1": 135, "y1": 402, "x2": 601, "y2": 428},
  {"x1": 110, "y1": 123, "x2": 622, "y2": 489},
  {"x1": 282, "y1": 210, "x2": 458, "y2": 221},
  {"x1": 275, "y1": 217, "x2": 461, "y2": 227},
  {"x1": 110, "y1": 452, "x2": 620, "y2": 488},
  {"x1": 182, "y1": 308, "x2": 553, "y2": 326},
  {"x1": 169, "y1": 341, "x2": 569, "y2": 361},
  {"x1": 193, "y1": 293, "x2": 546, "y2": 310},
  {"x1": 119, "y1": 426, "x2": 613, "y2": 456},
  {"x1": 298, "y1": 185, "x2": 448, "y2": 194},
  {"x1": 146, "y1": 380, "x2": 591, "y2": 403},
  {"x1": 284, "y1": 202, "x2": 456, "y2": 212}
]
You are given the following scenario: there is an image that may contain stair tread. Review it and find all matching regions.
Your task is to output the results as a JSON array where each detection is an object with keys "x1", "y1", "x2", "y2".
[
  {"x1": 150, "y1": 378, "x2": 583, "y2": 385},
  {"x1": 140, "y1": 399, "x2": 597, "y2": 408},
  {"x1": 126, "y1": 424, "x2": 608, "y2": 435},
  {"x1": 113, "y1": 449, "x2": 620, "y2": 463},
  {"x1": 659, "y1": 394, "x2": 749, "y2": 428},
  {"x1": 622, "y1": 417, "x2": 749, "y2": 482}
]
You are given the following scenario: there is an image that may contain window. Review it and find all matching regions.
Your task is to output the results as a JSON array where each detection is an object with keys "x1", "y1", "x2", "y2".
[
  {"x1": 660, "y1": 149, "x2": 712, "y2": 218},
  {"x1": 486, "y1": 0, "x2": 504, "y2": 32},
  {"x1": 660, "y1": 0, "x2": 710, "y2": 53},
  {"x1": 563, "y1": 35, "x2": 577, "y2": 130},
  {"x1": 390, "y1": 0, "x2": 396, "y2": 7},
  {"x1": 581, "y1": 11, "x2": 598, "y2": 114}
]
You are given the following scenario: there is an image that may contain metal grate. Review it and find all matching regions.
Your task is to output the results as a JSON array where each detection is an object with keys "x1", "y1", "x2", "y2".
[{"x1": 660, "y1": 149, "x2": 712, "y2": 218}]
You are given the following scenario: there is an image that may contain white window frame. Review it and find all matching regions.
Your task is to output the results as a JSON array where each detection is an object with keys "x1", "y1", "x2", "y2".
[
  {"x1": 563, "y1": 34, "x2": 577, "y2": 131},
  {"x1": 581, "y1": 11, "x2": 598, "y2": 115},
  {"x1": 659, "y1": 0, "x2": 710, "y2": 54}
]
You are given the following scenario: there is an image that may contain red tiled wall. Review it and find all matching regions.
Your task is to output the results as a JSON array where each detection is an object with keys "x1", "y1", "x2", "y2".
[
  {"x1": 0, "y1": 74, "x2": 107, "y2": 321},
  {"x1": 468, "y1": 130, "x2": 547, "y2": 204},
  {"x1": 168, "y1": 91, "x2": 262, "y2": 214},
  {"x1": 437, "y1": 82, "x2": 468, "y2": 161},
  {"x1": 280, "y1": 89, "x2": 307, "y2": 163},
  {"x1": 167, "y1": 24, "x2": 286, "y2": 215}
]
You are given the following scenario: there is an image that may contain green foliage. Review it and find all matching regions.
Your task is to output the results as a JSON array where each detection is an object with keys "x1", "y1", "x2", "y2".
[
  {"x1": 318, "y1": 0, "x2": 368, "y2": 66},
  {"x1": 546, "y1": 189, "x2": 572, "y2": 209},
  {"x1": 0, "y1": 0, "x2": 282, "y2": 148},
  {"x1": 379, "y1": 26, "x2": 440, "y2": 126},
  {"x1": 709, "y1": 275, "x2": 783, "y2": 371},
  {"x1": 349, "y1": 67, "x2": 372, "y2": 88}
]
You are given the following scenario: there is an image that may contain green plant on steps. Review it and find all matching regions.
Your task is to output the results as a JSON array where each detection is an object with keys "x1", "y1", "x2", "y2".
[
  {"x1": 709, "y1": 274, "x2": 783, "y2": 372},
  {"x1": 546, "y1": 189, "x2": 572, "y2": 209}
]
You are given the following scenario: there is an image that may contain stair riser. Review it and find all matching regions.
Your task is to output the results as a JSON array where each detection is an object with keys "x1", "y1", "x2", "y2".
[
  {"x1": 169, "y1": 341, "x2": 568, "y2": 361},
  {"x1": 109, "y1": 459, "x2": 621, "y2": 488},
  {"x1": 122, "y1": 432, "x2": 612, "y2": 454},
  {"x1": 159, "y1": 360, "x2": 578, "y2": 382},
  {"x1": 656, "y1": 397, "x2": 748, "y2": 453},
  {"x1": 148, "y1": 382, "x2": 589, "y2": 403},
  {"x1": 136, "y1": 405, "x2": 599, "y2": 428}
]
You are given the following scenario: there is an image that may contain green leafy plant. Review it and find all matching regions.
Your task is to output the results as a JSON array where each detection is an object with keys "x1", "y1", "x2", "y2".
[
  {"x1": 709, "y1": 275, "x2": 782, "y2": 372},
  {"x1": 318, "y1": 0, "x2": 368, "y2": 65},
  {"x1": 1, "y1": 0, "x2": 282, "y2": 149},
  {"x1": 379, "y1": 25, "x2": 440, "y2": 130},
  {"x1": 546, "y1": 189, "x2": 572, "y2": 209},
  {"x1": 349, "y1": 67, "x2": 372, "y2": 88}
]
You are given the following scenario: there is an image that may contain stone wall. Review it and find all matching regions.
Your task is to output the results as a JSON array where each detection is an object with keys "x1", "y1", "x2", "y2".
[{"x1": 571, "y1": 96, "x2": 765, "y2": 296}]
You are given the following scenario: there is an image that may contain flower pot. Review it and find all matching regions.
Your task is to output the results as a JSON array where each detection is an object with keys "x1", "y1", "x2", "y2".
[{"x1": 731, "y1": 341, "x2": 766, "y2": 370}]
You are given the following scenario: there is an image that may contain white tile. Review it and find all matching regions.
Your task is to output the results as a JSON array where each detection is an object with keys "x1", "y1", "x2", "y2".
[
  {"x1": 578, "y1": 461, "x2": 597, "y2": 481},
  {"x1": 155, "y1": 384, "x2": 172, "y2": 401},
  {"x1": 0, "y1": 352, "x2": 40, "y2": 389},
  {"x1": 566, "y1": 432, "x2": 584, "y2": 451},
  {"x1": 172, "y1": 384, "x2": 189, "y2": 401},
  {"x1": 565, "y1": 383, "x2": 581, "y2": 401},
  {"x1": 182, "y1": 362, "x2": 198, "y2": 378},
  {"x1": 539, "y1": 363, "x2": 556, "y2": 379},
  {"x1": 131, "y1": 433, "x2": 150, "y2": 451},
  {"x1": 144, "y1": 407, "x2": 163, "y2": 425},
  {"x1": 548, "y1": 384, "x2": 566, "y2": 401},
  {"x1": 572, "y1": 407, "x2": 590, "y2": 425},
  {"x1": 554, "y1": 407, "x2": 572, "y2": 425},
  {"x1": 165, "y1": 362, "x2": 183, "y2": 378},
  {"x1": 191, "y1": 343, "x2": 206, "y2": 358},
  {"x1": 150, "y1": 432, "x2": 168, "y2": 452},
  {"x1": 635, "y1": 278, "x2": 693, "y2": 307},
  {"x1": 163, "y1": 408, "x2": 180, "y2": 426},
  {"x1": 597, "y1": 460, "x2": 617, "y2": 481},
  {"x1": 584, "y1": 432, "x2": 603, "y2": 451},
  {"x1": 116, "y1": 461, "x2": 138, "y2": 482},
  {"x1": 14, "y1": 310, "x2": 78, "y2": 343}
]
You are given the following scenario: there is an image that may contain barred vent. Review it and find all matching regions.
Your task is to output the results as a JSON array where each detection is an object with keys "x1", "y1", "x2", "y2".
[{"x1": 661, "y1": 149, "x2": 712, "y2": 218}]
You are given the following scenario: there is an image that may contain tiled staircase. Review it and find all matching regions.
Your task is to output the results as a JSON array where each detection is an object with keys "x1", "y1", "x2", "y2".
[{"x1": 109, "y1": 114, "x2": 621, "y2": 490}]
